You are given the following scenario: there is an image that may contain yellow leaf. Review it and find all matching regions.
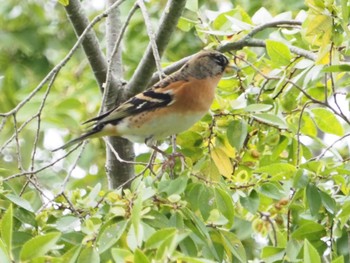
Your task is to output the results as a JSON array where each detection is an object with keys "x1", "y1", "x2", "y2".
[
  {"x1": 316, "y1": 44, "x2": 331, "y2": 65},
  {"x1": 211, "y1": 147, "x2": 233, "y2": 178},
  {"x1": 205, "y1": 161, "x2": 221, "y2": 182},
  {"x1": 302, "y1": 13, "x2": 332, "y2": 47},
  {"x1": 58, "y1": 0, "x2": 69, "y2": 6}
]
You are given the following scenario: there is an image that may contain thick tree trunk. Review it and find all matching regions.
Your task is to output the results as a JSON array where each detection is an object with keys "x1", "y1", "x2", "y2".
[{"x1": 105, "y1": 0, "x2": 135, "y2": 189}]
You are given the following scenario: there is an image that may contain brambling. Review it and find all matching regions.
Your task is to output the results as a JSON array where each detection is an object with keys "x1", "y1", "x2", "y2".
[{"x1": 53, "y1": 50, "x2": 229, "y2": 152}]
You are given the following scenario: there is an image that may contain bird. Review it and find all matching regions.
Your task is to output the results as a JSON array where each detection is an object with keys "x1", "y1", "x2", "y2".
[{"x1": 52, "y1": 50, "x2": 229, "y2": 152}]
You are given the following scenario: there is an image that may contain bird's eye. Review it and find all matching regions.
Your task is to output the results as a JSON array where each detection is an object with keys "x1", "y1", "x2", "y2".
[{"x1": 213, "y1": 54, "x2": 228, "y2": 67}]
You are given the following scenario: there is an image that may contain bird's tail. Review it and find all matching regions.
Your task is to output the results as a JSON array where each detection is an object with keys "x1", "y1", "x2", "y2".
[{"x1": 52, "y1": 128, "x2": 100, "y2": 152}]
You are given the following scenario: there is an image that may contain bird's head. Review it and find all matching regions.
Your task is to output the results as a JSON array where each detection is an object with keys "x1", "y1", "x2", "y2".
[{"x1": 183, "y1": 50, "x2": 230, "y2": 79}]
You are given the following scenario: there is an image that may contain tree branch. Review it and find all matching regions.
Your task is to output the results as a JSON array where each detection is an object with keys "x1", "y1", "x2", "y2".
[
  {"x1": 137, "y1": 0, "x2": 164, "y2": 79},
  {"x1": 246, "y1": 20, "x2": 302, "y2": 38},
  {"x1": 65, "y1": 0, "x2": 120, "y2": 93},
  {"x1": 218, "y1": 20, "x2": 317, "y2": 61},
  {"x1": 148, "y1": 20, "x2": 316, "y2": 86},
  {"x1": 127, "y1": 0, "x2": 187, "y2": 95}
]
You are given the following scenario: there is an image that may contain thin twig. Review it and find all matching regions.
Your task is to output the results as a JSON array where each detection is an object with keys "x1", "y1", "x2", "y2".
[
  {"x1": 246, "y1": 20, "x2": 302, "y2": 38},
  {"x1": 287, "y1": 188, "x2": 296, "y2": 241},
  {"x1": 63, "y1": 141, "x2": 87, "y2": 189},
  {"x1": 0, "y1": 118, "x2": 6, "y2": 133},
  {"x1": 137, "y1": 0, "x2": 164, "y2": 79},
  {"x1": 313, "y1": 133, "x2": 350, "y2": 161},
  {"x1": 218, "y1": 19, "x2": 316, "y2": 61},
  {"x1": 115, "y1": 148, "x2": 160, "y2": 187},
  {"x1": 31, "y1": 70, "x2": 58, "y2": 171},
  {"x1": 0, "y1": 114, "x2": 37, "y2": 154},
  {"x1": 12, "y1": 114, "x2": 23, "y2": 172},
  {"x1": 61, "y1": 192, "x2": 81, "y2": 217},
  {"x1": 104, "y1": 138, "x2": 149, "y2": 165},
  {"x1": 20, "y1": 175, "x2": 51, "y2": 202},
  {"x1": 101, "y1": 3, "x2": 139, "y2": 113},
  {"x1": 149, "y1": 55, "x2": 193, "y2": 86},
  {"x1": 2, "y1": 143, "x2": 83, "y2": 181},
  {"x1": 37, "y1": 141, "x2": 88, "y2": 213},
  {"x1": 259, "y1": 211, "x2": 278, "y2": 247},
  {"x1": 127, "y1": 0, "x2": 187, "y2": 95},
  {"x1": 296, "y1": 101, "x2": 313, "y2": 167}
]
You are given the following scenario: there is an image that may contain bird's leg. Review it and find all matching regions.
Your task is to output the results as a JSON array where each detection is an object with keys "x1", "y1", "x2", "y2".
[
  {"x1": 142, "y1": 149, "x2": 158, "y2": 176},
  {"x1": 170, "y1": 135, "x2": 185, "y2": 171},
  {"x1": 146, "y1": 137, "x2": 185, "y2": 178},
  {"x1": 159, "y1": 136, "x2": 186, "y2": 178},
  {"x1": 149, "y1": 144, "x2": 175, "y2": 178}
]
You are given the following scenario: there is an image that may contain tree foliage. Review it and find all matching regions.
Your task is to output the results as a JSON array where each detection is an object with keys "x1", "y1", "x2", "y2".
[{"x1": 0, "y1": 0, "x2": 350, "y2": 262}]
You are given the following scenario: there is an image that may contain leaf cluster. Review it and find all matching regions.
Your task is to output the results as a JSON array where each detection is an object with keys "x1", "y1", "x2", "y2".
[{"x1": 1, "y1": 0, "x2": 350, "y2": 262}]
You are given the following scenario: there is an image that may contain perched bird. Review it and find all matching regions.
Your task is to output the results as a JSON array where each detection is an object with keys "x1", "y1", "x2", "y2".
[{"x1": 53, "y1": 50, "x2": 229, "y2": 152}]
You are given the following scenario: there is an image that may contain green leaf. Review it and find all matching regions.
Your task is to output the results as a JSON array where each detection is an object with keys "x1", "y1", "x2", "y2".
[
  {"x1": 127, "y1": 224, "x2": 143, "y2": 251},
  {"x1": 185, "y1": 0, "x2": 198, "y2": 12},
  {"x1": 134, "y1": 248, "x2": 150, "y2": 263},
  {"x1": 311, "y1": 108, "x2": 344, "y2": 136},
  {"x1": 5, "y1": 194, "x2": 34, "y2": 212},
  {"x1": 111, "y1": 248, "x2": 133, "y2": 263},
  {"x1": 285, "y1": 239, "x2": 303, "y2": 262},
  {"x1": 271, "y1": 136, "x2": 289, "y2": 160},
  {"x1": 259, "y1": 182, "x2": 285, "y2": 200},
  {"x1": 20, "y1": 232, "x2": 61, "y2": 260},
  {"x1": 56, "y1": 216, "x2": 80, "y2": 233},
  {"x1": 320, "y1": 191, "x2": 336, "y2": 215},
  {"x1": 177, "y1": 17, "x2": 196, "y2": 32},
  {"x1": 1, "y1": 204, "x2": 12, "y2": 253},
  {"x1": 62, "y1": 245, "x2": 82, "y2": 263},
  {"x1": 261, "y1": 246, "x2": 285, "y2": 262},
  {"x1": 77, "y1": 246, "x2": 100, "y2": 263},
  {"x1": 214, "y1": 188, "x2": 235, "y2": 227},
  {"x1": 322, "y1": 64, "x2": 350, "y2": 72},
  {"x1": 169, "y1": 212, "x2": 185, "y2": 229},
  {"x1": 293, "y1": 169, "x2": 310, "y2": 189},
  {"x1": 301, "y1": 112, "x2": 318, "y2": 137},
  {"x1": 306, "y1": 184, "x2": 321, "y2": 216},
  {"x1": 255, "y1": 163, "x2": 296, "y2": 180},
  {"x1": 240, "y1": 190, "x2": 259, "y2": 214},
  {"x1": 187, "y1": 183, "x2": 213, "y2": 220},
  {"x1": 266, "y1": 40, "x2": 292, "y2": 66},
  {"x1": 303, "y1": 239, "x2": 321, "y2": 263},
  {"x1": 177, "y1": 257, "x2": 216, "y2": 263},
  {"x1": 145, "y1": 228, "x2": 177, "y2": 249},
  {"x1": 97, "y1": 220, "x2": 128, "y2": 254},
  {"x1": 155, "y1": 232, "x2": 177, "y2": 261},
  {"x1": 0, "y1": 239, "x2": 11, "y2": 263},
  {"x1": 159, "y1": 176, "x2": 188, "y2": 196},
  {"x1": 56, "y1": 97, "x2": 82, "y2": 112},
  {"x1": 292, "y1": 222, "x2": 326, "y2": 240},
  {"x1": 244, "y1": 104, "x2": 273, "y2": 112},
  {"x1": 182, "y1": 208, "x2": 219, "y2": 259},
  {"x1": 332, "y1": 256, "x2": 344, "y2": 263},
  {"x1": 252, "y1": 113, "x2": 287, "y2": 129},
  {"x1": 129, "y1": 189, "x2": 144, "y2": 249},
  {"x1": 219, "y1": 230, "x2": 246, "y2": 262},
  {"x1": 227, "y1": 120, "x2": 248, "y2": 151}
]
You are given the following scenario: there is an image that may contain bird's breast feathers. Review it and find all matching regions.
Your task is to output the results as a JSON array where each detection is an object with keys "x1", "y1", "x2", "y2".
[{"x1": 114, "y1": 110, "x2": 206, "y2": 143}]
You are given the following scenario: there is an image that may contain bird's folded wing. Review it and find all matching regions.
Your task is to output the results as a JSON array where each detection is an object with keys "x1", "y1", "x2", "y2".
[{"x1": 83, "y1": 81, "x2": 187, "y2": 126}]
